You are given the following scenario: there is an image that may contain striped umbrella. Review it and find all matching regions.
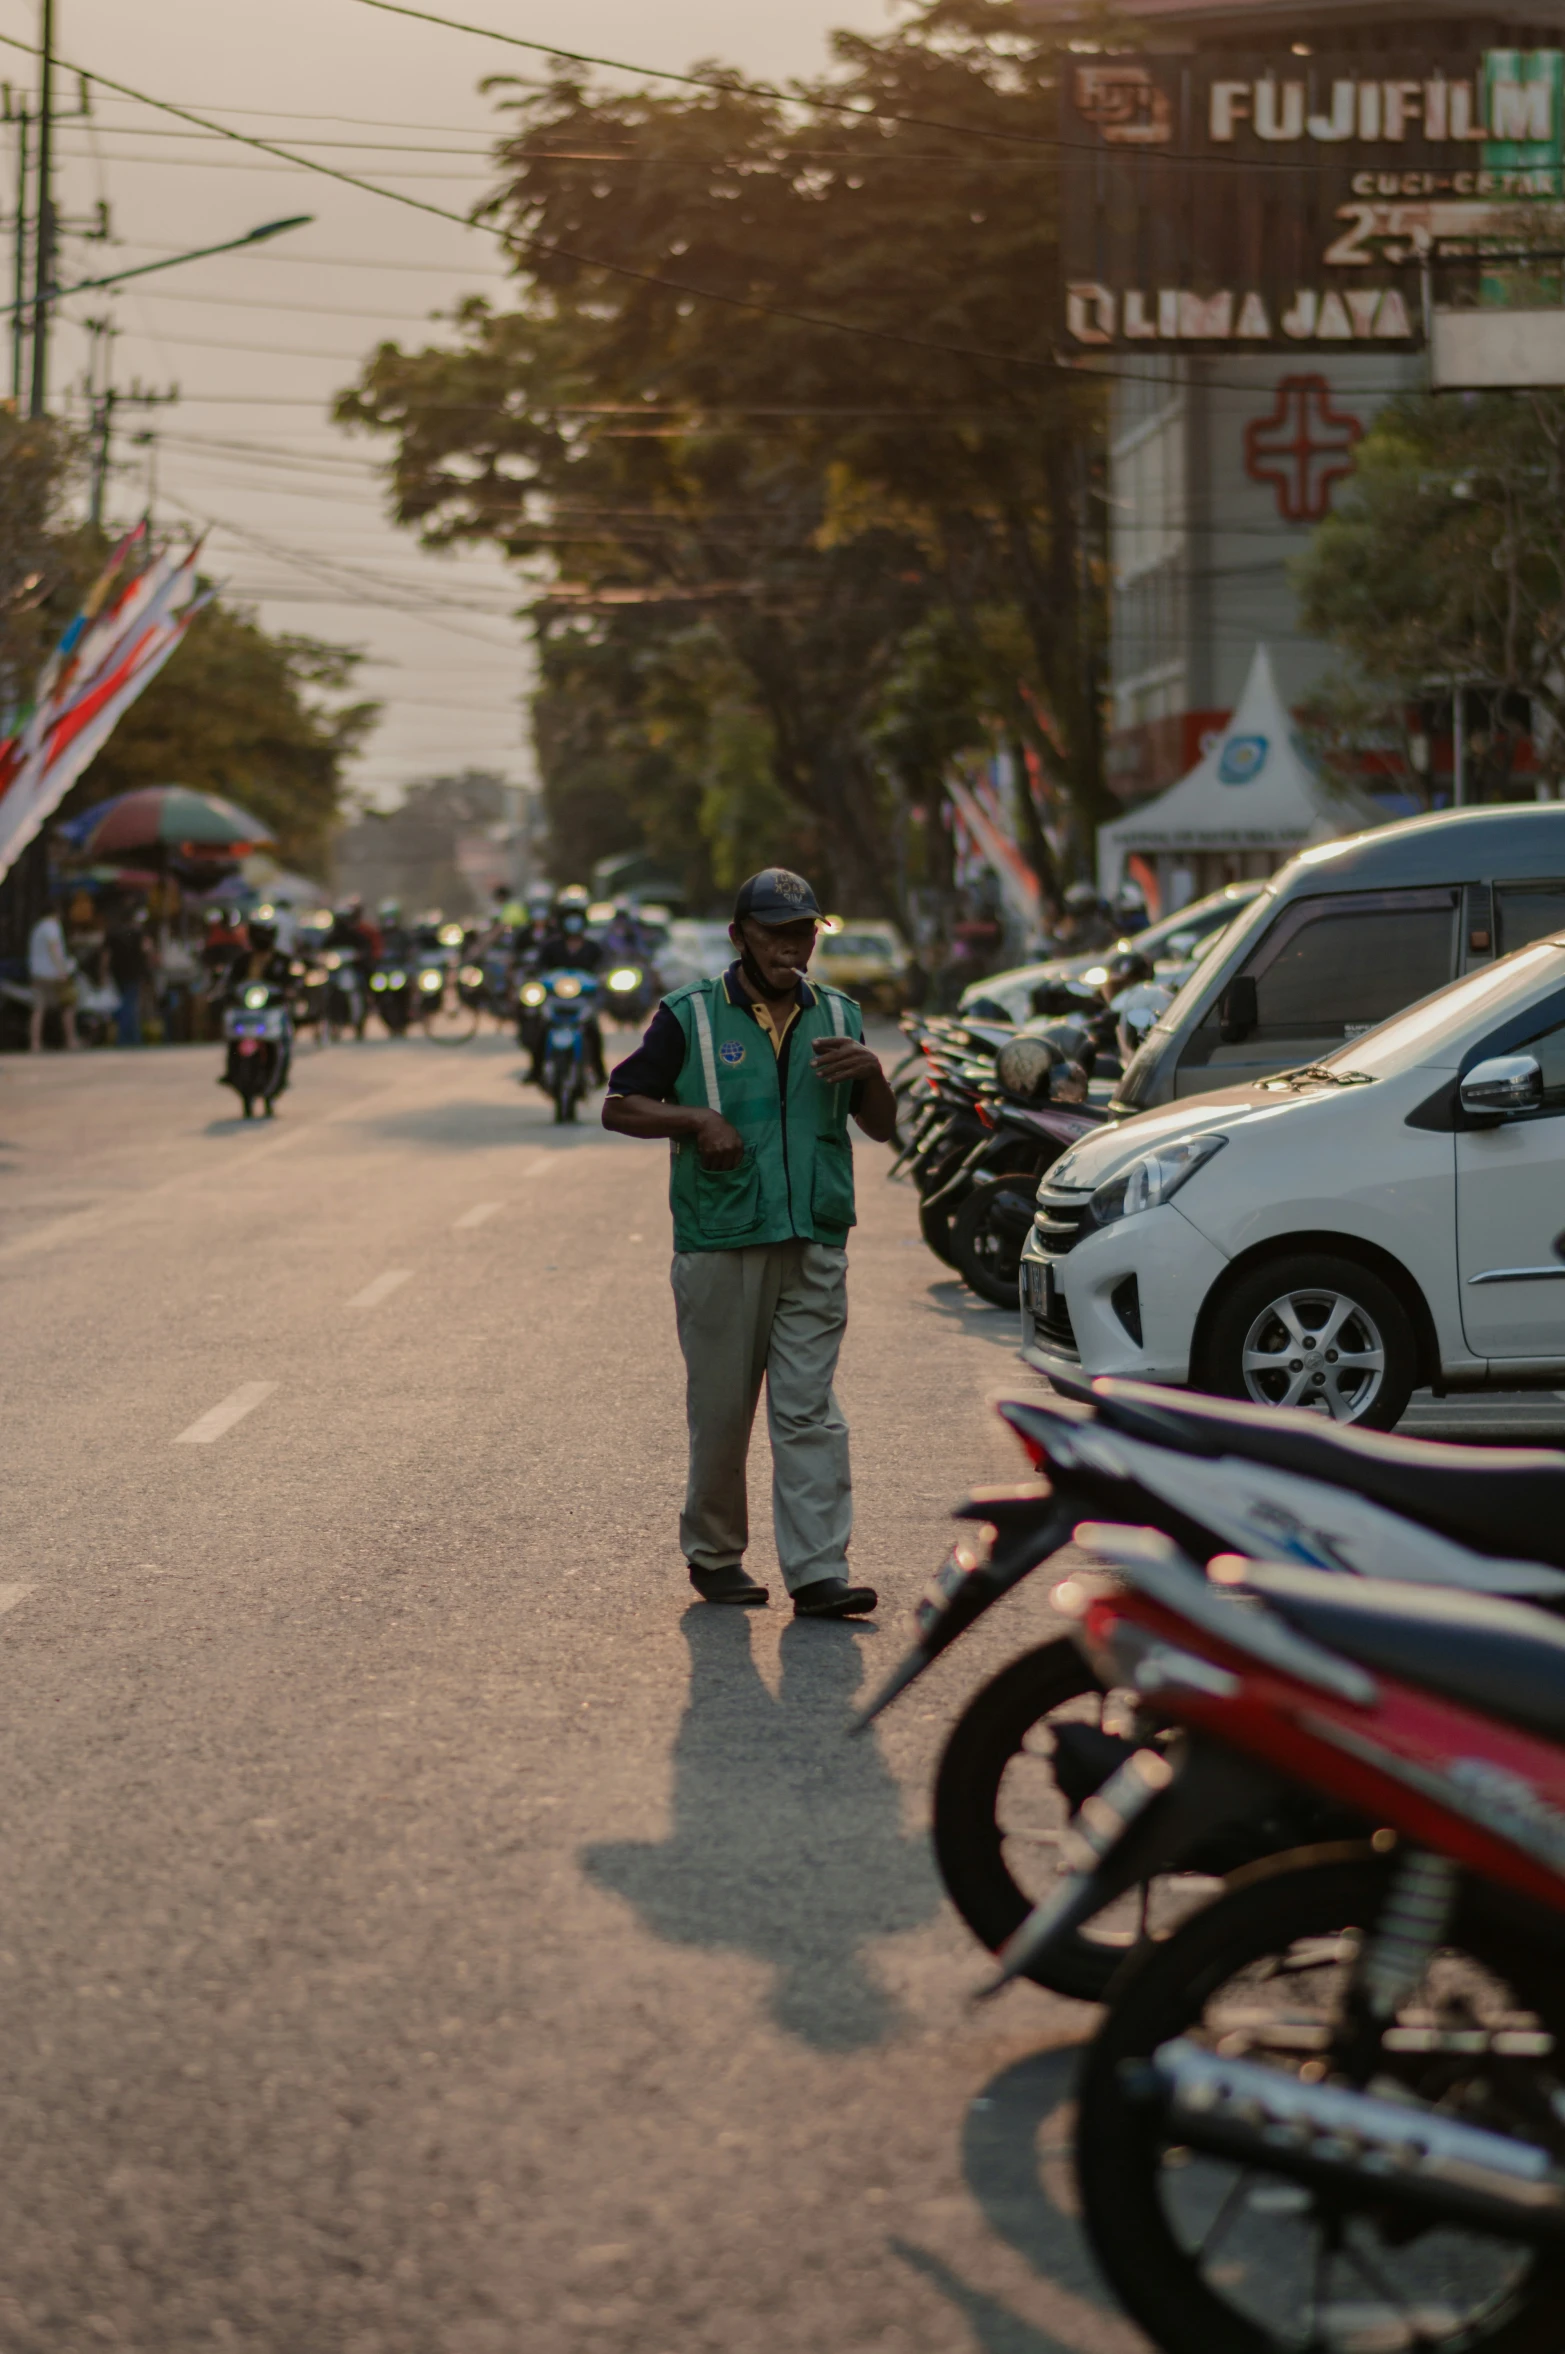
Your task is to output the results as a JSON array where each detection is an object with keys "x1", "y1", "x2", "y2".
[{"x1": 60, "y1": 786, "x2": 275, "y2": 860}]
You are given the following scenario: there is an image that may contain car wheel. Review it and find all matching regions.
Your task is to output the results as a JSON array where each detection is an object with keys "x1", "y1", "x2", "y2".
[{"x1": 1197, "y1": 1252, "x2": 1417, "y2": 1430}]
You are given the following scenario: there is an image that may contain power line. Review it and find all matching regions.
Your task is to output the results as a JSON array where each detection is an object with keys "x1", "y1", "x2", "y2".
[
  {"x1": 349, "y1": 0, "x2": 1411, "y2": 174},
  {"x1": 0, "y1": 31, "x2": 1060, "y2": 375}
]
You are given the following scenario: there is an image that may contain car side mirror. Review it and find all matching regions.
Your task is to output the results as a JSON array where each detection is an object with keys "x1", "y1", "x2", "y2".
[
  {"x1": 1219, "y1": 973, "x2": 1258, "y2": 1044},
  {"x1": 1459, "y1": 1054, "x2": 1542, "y2": 1121}
]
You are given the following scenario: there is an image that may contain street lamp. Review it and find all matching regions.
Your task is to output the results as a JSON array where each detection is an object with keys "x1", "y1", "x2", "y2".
[{"x1": 7, "y1": 212, "x2": 314, "y2": 323}]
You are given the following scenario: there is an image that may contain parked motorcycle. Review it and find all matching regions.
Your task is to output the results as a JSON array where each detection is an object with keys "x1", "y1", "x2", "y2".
[
  {"x1": 221, "y1": 977, "x2": 293, "y2": 1117},
  {"x1": 1025, "y1": 1519, "x2": 1565, "y2": 2354},
  {"x1": 857, "y1": 1378, "x2": 1565, "y2": 1998}
]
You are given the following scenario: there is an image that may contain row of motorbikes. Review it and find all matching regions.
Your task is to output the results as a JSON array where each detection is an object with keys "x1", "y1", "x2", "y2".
[
  {"x1": 218, "y1": 916, "x2": 656, "y2": 1124},
  {"x1": 881, "y1": 960, "x2": 1162, "y2": 1305},
  {"x1": 869, "y1": 1372, "x2": 1565, "y2": 2354}
]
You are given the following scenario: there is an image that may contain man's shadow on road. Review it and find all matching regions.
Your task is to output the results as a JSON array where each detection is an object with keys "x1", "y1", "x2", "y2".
[{"x1": 583, "y1": 1606, "x2": 940, "y2": 2050}]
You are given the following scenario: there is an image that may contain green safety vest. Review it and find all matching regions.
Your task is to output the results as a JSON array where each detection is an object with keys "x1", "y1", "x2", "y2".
[{"x1": 665, "y1": 972, "x2": 862, "y2": 1253}]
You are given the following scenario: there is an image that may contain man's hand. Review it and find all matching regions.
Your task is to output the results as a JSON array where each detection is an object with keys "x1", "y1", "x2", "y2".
[
  {"x1": 810, "y1": 1037, "x2": 882, "y2": 1087},
  {"x1": 812, "y1": 1037, "x2": 898, "y2": 1145},
  {"x1": 692, "y1": 1108, "x2": 746, "y2": 1169}
]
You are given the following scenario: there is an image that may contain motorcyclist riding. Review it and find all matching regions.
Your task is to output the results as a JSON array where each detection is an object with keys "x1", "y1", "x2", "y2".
[
  {"x1": 529, "y1": 897, "x2": 606, "y2": 1087},
  {"x1": 218, "y1": 915, "x2": 294, "y2": 1107}
]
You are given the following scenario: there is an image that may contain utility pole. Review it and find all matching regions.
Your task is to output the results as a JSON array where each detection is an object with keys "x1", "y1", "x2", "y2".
[
  {"x1": 28, "y1": 0, "x2": 52, "y2": 419},
  {"x1": 84, "y1": 316, "x2": 176, "y2": 526},
  {"x1": 8, "y1": 96, "x2": 28, "y2": 401}
]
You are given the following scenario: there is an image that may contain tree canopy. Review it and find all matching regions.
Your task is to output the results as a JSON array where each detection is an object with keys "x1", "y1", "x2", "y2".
[
  {"x1": 1295, "y1": 390, "x2": 1565, "y2": 798},
  {"x1": 338, "y1": 0, "x2": 1104, "y2": 912}
]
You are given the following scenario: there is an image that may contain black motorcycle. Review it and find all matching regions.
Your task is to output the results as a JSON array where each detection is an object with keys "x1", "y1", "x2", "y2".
[{"x1": 221, "y1": 977, "x2": 293, "y2": 1117}]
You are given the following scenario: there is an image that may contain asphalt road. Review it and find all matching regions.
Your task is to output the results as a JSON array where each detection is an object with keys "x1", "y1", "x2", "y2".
[{"x1": 3, "y1": 1033, "x2": 1559, "y2": 2354}]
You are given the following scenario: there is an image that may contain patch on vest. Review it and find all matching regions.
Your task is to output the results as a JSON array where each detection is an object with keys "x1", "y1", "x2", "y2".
[{"x1": 718, "y1": 1039, "x2": 746, "y2": 1065}]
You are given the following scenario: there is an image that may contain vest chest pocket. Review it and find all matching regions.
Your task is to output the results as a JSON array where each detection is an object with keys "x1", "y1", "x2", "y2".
[
  {"x1": 811, "y1": 1131, "x2": 856, "y2": 1230},
  {"x1": 695, "y1": 1144, "x2": 763, "y2": 1240}
]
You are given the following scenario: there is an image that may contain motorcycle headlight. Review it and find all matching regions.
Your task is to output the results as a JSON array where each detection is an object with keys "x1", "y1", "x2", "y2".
[
  {"x1": 607, "y1": 965, "x2": 642, "y2": 992},
  {"x1": 323, "y1": 951, "x2": 341, "y2": 971},
  {"x1": 438, "y1": 923, "x2": 464, "y2": 948},
  {"x1": 386, "y1": 968, "x2": 407, "y2": 988},
  {"x1": 552, "y1": 974, "x2": 582, "y2": 1000},
  {"x1": 1089, "y1": 1132, "x2": 1226, "y2": 1229},
  {"x1": 418, "y1": 968, "x2": 444, "y2": 992},
  {"x1": 370, "y1": 973, "x2": 388, "y2": 990},
  {"x1": 459, "y1": 964, "x2": 484, "y2": 988},
  {"x1": 243, "y1": 984, "x2": 269, "y2": 1010},
  {"x1": 306, "y1": 969, "x2": 327, "y2": 987},
  {"x1": 520, "y1": 981, "x2": 547, "y2": 1008}
]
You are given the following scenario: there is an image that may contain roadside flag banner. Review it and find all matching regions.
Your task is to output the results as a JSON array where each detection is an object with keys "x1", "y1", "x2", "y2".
[{"x1": 0, "y1": 536, "x2": 208, "y2": 885}]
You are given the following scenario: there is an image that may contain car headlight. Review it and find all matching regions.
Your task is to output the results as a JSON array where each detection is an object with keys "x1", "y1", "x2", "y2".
[
  {"x1": 243, "y1": 984, "x2": 269, "y2": 1010},
  {"x1": 520, "y1": 981, "x2": 547, "y2": 1008},
  {"x1": 607, "y1": 965, "x2": 642, "y2": 992},
  {"x1": 552, "y1": 974, "x2": 582, "y2": 1000},
  {"x1": 1089, "y1": 1132, "x2": 1226, "y2": 1228},
  {"x1": 418, "y1": 968, "x2": 444, "y2": 992}
]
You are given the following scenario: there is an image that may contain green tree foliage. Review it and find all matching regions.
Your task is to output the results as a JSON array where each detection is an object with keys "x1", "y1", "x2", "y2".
[
  {"x1": 1295, "y1": 390, "x2": 1565, "y2": 796},
  {"x1": 337, "y1": 0, "x2": 1104, "y2": 910},
  {"x1": 0, "y1": 411, "x2": 93, "y2": 722}
]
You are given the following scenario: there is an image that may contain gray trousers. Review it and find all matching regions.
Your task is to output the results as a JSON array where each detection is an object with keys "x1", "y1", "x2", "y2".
[{"x1": 671, "y1": 1240, "x2": 852, "y2": 1594}]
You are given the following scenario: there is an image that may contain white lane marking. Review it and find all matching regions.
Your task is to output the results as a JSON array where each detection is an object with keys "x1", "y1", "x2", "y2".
[
  {"x1": 0, "y1": 1583, "x2": 34, "y2": 1616},
  {"x1": 454, "y1": 1201, "x2": 503, "y2": 1229},
  {"x1": 348, "y1": 1268, "x2": 413, "y2": 1308},
  {"x1": 174, "y1": 1381, "x2": 278, "y2": 1446},
  {"x1": 0, "y1": 1060, "x2": 504, "y2": 1267}
]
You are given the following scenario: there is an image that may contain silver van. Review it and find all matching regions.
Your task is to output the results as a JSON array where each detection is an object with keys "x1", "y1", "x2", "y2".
[{"x1": 1113, "y1": 804, "x2": 1565, "y2": 1114}]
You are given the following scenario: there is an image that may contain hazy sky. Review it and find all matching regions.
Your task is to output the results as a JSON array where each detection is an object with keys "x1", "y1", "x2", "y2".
[{"x1": 0, "y1": 0, "x2": 896, "y2": 822}]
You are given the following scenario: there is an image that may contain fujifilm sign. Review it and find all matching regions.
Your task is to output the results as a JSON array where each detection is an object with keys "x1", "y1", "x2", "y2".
[{"x1": 1063, "y1": 48, "x2": 1565, "y2": 351}]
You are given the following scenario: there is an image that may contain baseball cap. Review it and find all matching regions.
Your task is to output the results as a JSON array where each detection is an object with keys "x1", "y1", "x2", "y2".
[{"x1": 733, "y1": 868, "x2": 822, "y2": 926}]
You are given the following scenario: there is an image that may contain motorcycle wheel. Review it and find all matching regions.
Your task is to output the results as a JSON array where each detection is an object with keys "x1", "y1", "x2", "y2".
[
  {"x1": 918, "y1": 1188, "x2": 960, "y2": 1266},
  {"x1": 424, "y1": 995, "x2": 478, "y2": 1045},
  {"x1": 932, "y1": 1640, "x2": 1214, "y2": 2002},
  {"x1": 1077, "y1": 1857, "x2": 1565, "y2": 2354},
  {"x1": 951, "y1": 1179, "x2": 1037, "y2": 1308}
]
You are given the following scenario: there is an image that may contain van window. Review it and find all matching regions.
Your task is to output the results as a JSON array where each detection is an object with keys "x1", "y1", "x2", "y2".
[
  {"x1": 1496, "y1": 881, "x2": 1565, "y2": 956},
  {"x1": 1240, "y1": 891, "x2": 1458, "y2": 1043}
]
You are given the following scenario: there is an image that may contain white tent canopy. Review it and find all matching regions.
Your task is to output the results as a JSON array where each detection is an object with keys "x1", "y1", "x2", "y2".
[{"x1": 1098, "y1": 645, "x2": 1384, "y2": 903}]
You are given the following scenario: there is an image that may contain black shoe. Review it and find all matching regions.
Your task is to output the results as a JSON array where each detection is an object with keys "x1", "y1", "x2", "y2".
[
  {"x1": 791, "y1": 1576, "x2": 878, "y2": 1620},
  {"x1": 689, "y1": 1564, "x2": 769, "y2": 1606}
]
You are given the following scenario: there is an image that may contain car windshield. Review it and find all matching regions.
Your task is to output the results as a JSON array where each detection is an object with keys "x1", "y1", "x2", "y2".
[
  {"x1": 827, "y1": 932, "x2": 892, "y2": 958},
  {"x1": 1311, "y1": 938, "x2": 1565, "y2": 1077}
]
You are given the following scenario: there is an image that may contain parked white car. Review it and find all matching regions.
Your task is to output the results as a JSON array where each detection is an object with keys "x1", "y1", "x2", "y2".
[{"x1": 1020, "y1": 936, "x2": 1565, "y2": 1429}]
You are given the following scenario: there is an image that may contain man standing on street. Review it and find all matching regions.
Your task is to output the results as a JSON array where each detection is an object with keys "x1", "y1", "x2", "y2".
[{"x1": 603, "y1": 869, "x2": 897, "y2": 1619}]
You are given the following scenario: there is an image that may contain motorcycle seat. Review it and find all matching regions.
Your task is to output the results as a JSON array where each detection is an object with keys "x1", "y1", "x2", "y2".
[
  {"x1": 1086, "y1": 1378, "x2": 1565, "y2": 1573},
  {"x1": 1247, "y1": 1563, "x2": 1565, "y2": 1745}
]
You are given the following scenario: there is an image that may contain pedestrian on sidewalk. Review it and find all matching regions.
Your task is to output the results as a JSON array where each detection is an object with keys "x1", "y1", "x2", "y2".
[
  {"x1": 603, "y1": 869, "x2": 897, "y2": 1620},
  {"x1": 106, "y1": 906, "x2": 151, "y2": 1048},
  {"x1": 27, "y1": 899, "x2": 78, "y2": 1052}
]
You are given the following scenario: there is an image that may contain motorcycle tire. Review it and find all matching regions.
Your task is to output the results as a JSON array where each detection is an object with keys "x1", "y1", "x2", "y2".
[
  {"x1": 918, "y1": 1189, "x2": 961, "y2": 1266},
  {"x1": 951, "y1": 1179, "x2": 1037, "y2": 1309},
  {"x1": 932, "y1": 1639, "x2": 1137, "y2": 2002},
  {"x1": 1077, "y1": 1856, "x2": 1565, "y2": 2354}
]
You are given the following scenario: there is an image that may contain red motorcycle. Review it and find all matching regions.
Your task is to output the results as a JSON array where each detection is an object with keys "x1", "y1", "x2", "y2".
[{"x1": 1006, "y1": 1524, "x2": 1565, "y2": 2354}]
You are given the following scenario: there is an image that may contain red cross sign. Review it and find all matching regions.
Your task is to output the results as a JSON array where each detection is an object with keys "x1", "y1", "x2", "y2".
[{"x1": 1244, "y1": 376, "x2": 1363, "y2": 525}]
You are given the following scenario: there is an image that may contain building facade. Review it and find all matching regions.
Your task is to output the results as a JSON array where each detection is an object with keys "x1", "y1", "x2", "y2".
[{"x1": 1039, "y1": 0, "x2": 1565, "y2": 819}]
